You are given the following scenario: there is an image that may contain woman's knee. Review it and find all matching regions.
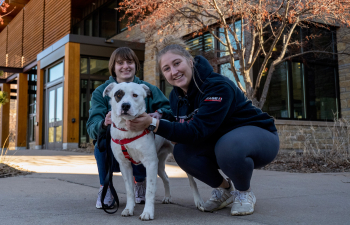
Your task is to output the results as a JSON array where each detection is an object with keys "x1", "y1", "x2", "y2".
[{"x1": 173, "y1": 144, "x2": 190, "y2": 166}]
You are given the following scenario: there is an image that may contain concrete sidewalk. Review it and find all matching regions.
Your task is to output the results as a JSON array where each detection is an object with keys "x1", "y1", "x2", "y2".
[{"x1": 1, "y1": 149, "x2": 350, "y2": 225}]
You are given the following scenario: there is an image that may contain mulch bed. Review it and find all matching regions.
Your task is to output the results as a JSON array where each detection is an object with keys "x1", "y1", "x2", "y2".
[
  {"x1": 0, "y1": 163, "x2": 31, "y2": 178},
  {"x1": 260, "y1": 151, "x2": 350, "y2": 173}
]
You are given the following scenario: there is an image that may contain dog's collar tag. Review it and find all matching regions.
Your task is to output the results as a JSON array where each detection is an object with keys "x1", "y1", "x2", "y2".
[{"x1": 111, "y1": 129, "x2": 150, "y2": 165}]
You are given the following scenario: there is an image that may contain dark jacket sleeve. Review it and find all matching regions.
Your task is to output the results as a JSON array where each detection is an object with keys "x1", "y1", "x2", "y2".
[
  {"x1": 146, "y1": 85, "x2": 174, "y2": 121},
  {"x1": 156, "y1": 83, "x2": 235, "y2": 144},
  {"x1": 86, "y1": 88, "x2": 109, "y2": 140}
]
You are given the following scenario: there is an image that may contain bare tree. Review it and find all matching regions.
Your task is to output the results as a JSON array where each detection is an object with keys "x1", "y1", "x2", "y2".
[{"x1": 118, "y1": 0, "x2": 350, "y2": 108}]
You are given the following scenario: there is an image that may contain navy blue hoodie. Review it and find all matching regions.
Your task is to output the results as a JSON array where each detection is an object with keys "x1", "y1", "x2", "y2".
[{"x1": 156, "y1": 55, "x2": 277, "y2": 145}]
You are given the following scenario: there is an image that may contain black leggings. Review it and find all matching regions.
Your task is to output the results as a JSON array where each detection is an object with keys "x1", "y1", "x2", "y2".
[{"x1": 173, "y1": 126, "x2": 279, "y2": 191}]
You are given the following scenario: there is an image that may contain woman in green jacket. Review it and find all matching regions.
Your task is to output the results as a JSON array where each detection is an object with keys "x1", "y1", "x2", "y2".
[{"x1": 86, "y1": 47, "x2": 172, "y2": 209}]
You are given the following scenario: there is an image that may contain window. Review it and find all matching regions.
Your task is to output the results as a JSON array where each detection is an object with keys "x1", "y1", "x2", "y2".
[
  {"x1": 28, "y1": 73, "x2": 37, "y2": 143},
  {"x1": 48, "y1": 62, "x2": 64, "y2": 83},
  {"x1": 182, "y1": 22, "x2": 339, "y2": 121},
  {"x1": 80, "y1": 57, "x2": 109, "y2": 76},
  {"x1": 220, "y1": 61, "x2": 246, "y2": 90},
  {"x1": 219, "y1": 20, "x2": 244, "y2": 57},
  {"x1": 256, "y1": 27, "x2": 339, "y2": 121},
  {"x1": 72, "y1": 0, "x2": 127, "y2": 38},
  {"x1": 185, "y1": 33, "x2": 215, "y2": 59}
]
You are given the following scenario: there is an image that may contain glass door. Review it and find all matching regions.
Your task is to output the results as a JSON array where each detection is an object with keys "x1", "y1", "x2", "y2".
[{"x1": 47, "y1": 84, "x2": 63, "y2": 149}]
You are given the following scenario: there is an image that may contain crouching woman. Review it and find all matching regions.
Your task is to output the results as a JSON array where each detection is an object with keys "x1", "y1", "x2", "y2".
[{"x1": 126, "y1": 36, "x2": 279, "y2": 216}]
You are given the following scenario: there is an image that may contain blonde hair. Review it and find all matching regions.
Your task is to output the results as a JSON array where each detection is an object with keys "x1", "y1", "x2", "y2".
[
  {"x1": 156, "y1": 36, "x2": 194, "y2": 74},
  {"x1": 155, "y1": 35, "x2": 204, "y2": 94}
]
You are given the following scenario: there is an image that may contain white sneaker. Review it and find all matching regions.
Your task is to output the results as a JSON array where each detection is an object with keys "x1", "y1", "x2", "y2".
[
  {"x1": 134, "y1": 180, "x2": 146, "y2": 204},
  {"x1": 96, "y1": 186, "x2": 115, "y2": 209},
  {"x1": 200, "y1": 178, "x2": 234, "y2": 212},
  {"x1": 230, "y1": 190, "x2": 256, "y2": 216}
]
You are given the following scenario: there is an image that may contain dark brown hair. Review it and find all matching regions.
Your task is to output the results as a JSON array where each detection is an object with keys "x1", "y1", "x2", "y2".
[{"x1": 109, "y1": 47, "x2": 141, "y2": 77}]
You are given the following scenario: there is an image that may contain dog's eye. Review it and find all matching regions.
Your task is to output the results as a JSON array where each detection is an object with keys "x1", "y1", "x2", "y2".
[
  {"x1": 133, "y1": 94, "x2": 138, "y2": 98},
  {"x1": 117, "y1": 94, "x2": 122, "y2": 98}
]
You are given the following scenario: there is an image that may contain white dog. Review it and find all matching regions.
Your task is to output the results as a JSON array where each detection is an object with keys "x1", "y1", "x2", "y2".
[{"x1": 103, "y1": 82, "x2": 203, "y2": 221}]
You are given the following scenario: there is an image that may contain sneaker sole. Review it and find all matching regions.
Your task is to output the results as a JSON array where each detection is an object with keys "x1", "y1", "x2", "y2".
[
  {"x1": 231, "y1": 205, "x2": 255, "y2": 216},
  {"x1": 201, "y1": 196, "x2": 234, "y2": 212}
]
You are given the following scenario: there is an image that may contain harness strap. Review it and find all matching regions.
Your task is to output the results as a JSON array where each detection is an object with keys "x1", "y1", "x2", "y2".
[{"x1": 111, "y1": 129, "x2": 150, "y2": 164}]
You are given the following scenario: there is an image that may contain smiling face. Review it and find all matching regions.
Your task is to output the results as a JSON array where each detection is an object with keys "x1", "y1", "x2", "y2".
[
  {"x1": 103, "y1": 82, "x2": 150, "y2": 121},
  {"x1": 160, "y1": 51, "x2": 193, "y2": 93},
  {"x1": 114, "y1": 58, "x2": 136, "y2": 83}
]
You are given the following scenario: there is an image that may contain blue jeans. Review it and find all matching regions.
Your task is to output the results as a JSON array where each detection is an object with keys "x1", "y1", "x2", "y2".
[
  {"x1": 173, "y1": 126, "x2": 279, "y2": 191},
  {"x1": 94, "y1": 139, "x2": 147, "y2": 185}
]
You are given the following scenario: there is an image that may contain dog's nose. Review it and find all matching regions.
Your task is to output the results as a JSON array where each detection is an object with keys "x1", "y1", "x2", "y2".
[{"x1": 121, "y1": 103, "x2": 131, "y2": 111}]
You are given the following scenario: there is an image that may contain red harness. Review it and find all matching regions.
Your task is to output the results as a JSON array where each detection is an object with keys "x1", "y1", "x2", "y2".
[{"x1": 111, "y1": 123, "x2": 150, "y2": 165}]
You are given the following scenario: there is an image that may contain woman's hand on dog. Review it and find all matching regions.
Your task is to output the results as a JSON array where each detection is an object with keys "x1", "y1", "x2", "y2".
[
  {"x1": 149, "y1": 112, "x2": 162, "y2": 120},
  {"x1": 104, "y1": 111, "x2": 112, "y2": 126},
  {"x1": 127, "y1": 112, "x2": 153, "y2": 132}
]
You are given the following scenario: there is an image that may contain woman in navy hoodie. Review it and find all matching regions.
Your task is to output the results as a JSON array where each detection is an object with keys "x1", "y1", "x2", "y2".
[{"x1": 127, "y1": 36, "x2": 279, "y2": 216}]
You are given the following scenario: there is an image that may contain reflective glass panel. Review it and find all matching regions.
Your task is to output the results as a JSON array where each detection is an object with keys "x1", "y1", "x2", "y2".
[
  {"x1": 90, "y1": 59, "x2": 109, "y2": 76},
  {"x1": 100, "y1": 1, "x2": 117, "y2": 38},
  {"x1": 220, "y1": 20, "x2": 244, "y2": 57},
  {"x1": 49, "y1": 127, "x2": 54, "y2": 143},
  {"x1": 220, "y1": 61, "x2": 246, "y2": 90},
  {"x1": 84, "y1": 16, "x2": 93, "y2": 36},
  {"x1": 81, "y1": 58, "x2": 88, "y2": 74},
  {"x1": 49, "y1": 90, "x2": 55, "y2": 123},
  {"x1": 49, "y1": 62, "x2": 64, "y2": 82},
  {"x1": 56, "y1": 126, "x2": 62, "y2": 142},
  {"x1": 292, "y1": 62, "x2": 306, "y2": 119},
  {"x1": 305, "y1": 64, "x2": 337, "y2": 120},
  {"x1": 262, "y1": 62, "x2": 290, "y2": 118},
  {"x1": 80, "y1": 119, "x2": 87, "y2": 144},
  {"x1": 56, "y1": 87, "x2": 63, "y2": 122},
  {"x1": 185, "y1": 33, "x2": 214, "y2": 57}
]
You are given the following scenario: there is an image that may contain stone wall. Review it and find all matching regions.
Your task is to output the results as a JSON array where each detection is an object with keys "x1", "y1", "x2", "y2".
[{"x1": 276, "y1": 120, "x2": 349, "y2": 151}]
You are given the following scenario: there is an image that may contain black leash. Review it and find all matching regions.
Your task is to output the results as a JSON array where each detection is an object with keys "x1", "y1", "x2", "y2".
[{"x1": 100, "y1": 125, "x2": 119, "y2": 214}]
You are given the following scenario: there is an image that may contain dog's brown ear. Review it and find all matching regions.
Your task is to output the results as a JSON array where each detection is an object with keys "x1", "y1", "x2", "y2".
[
  {"x1": 140, "y1": 84, "x2": 153, "y2": 99},
  {"x1": 103, "y1": 83, "x2": 115, "y2": 97}
]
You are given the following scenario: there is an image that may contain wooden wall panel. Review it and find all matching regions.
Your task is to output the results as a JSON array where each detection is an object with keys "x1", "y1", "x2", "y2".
[
  {"x1": 15, "y1": 73, "x2": 28, "y2": 148},
  {"x1": 7, "y1": 10, "x2": 23, "y2": 68},
  {"x1": 63, "y1": 42, "x2": 80, "y2": 145},
  {"x1": 23, "y1": 0, "x2": 44, "y2": 66},
  {"x1": 0, "y1": 27, "x2": 7, "y2": 68},
  {"x1": 44, "y1": 0, "x2": 71, "y2": 49}
]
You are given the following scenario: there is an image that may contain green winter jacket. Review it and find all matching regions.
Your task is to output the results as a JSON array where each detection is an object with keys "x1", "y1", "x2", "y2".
[{"x1": 86, "y1": 76, "x2": 173, "y2": 140}]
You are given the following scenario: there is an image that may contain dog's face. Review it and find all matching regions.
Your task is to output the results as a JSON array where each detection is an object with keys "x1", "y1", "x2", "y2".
[{"x1": 103, "y1": 82, "x2": 152, "y2": 120}]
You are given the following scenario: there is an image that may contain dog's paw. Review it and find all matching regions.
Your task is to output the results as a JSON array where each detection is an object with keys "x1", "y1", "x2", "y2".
[
  {"x1": 162, "y1": 196, "x2": 172, "y2": 204},
  {"x1": 121, "y1": 208, "x2": 134, "y2": 217},
  {"x1": 194, "y1": 198, "x2": 205, "y2": 211},
  {"x1": 139, "y1": 211, "x2": 154, "y2": 221}
]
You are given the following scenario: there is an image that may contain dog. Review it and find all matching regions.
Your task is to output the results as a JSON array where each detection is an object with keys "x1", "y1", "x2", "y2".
[{"x1": 103, "y1": 82, "x2": 204, "y2": 220}]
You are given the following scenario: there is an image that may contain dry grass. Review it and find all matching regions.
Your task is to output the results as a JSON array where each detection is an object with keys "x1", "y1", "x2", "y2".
[
  {"x1": 261, "y1": 118, "x2": 350, "y2": 173},
  {"x1": 0, "y1": 136, "x2": 32, "y2": 178}
]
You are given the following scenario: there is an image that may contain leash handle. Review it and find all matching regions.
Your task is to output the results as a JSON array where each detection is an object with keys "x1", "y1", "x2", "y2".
[{"x1": 101, "y1": 125, "x2": 119, "y2": 214}]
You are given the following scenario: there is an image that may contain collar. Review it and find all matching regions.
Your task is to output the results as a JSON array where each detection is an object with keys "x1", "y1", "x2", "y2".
[{"x1": 111, "y1": 129, "x2": 150, "y2": 145}]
